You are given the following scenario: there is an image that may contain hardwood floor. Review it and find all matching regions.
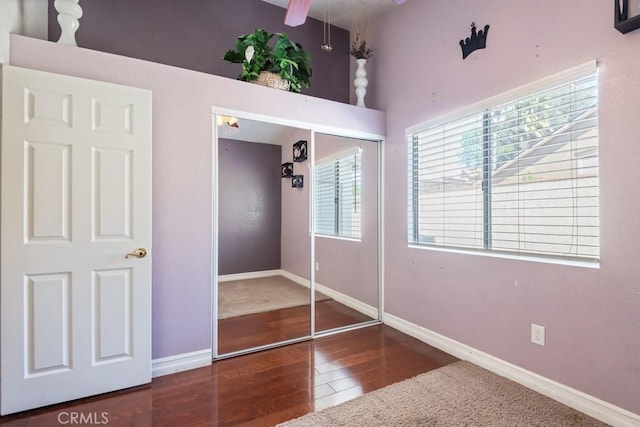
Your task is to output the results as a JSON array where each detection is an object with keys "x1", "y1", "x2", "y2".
[
  {"x1": 218, "y1": 304, "x2": 311, "y2": 355},
  {"x1": 218, "y1": 299, "x2": 375, "y2": 355},
  {"x1": 315, "y1": 299, "x2": 374, "y2": 332},
  {"x1": 0, "y1": 325, "x2": 458, "y2": 426}
]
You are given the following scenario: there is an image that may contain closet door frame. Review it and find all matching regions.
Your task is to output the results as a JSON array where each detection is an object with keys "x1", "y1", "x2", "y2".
[{"x1": 211, "y1": 106, "x2": 384, "y2": 359}]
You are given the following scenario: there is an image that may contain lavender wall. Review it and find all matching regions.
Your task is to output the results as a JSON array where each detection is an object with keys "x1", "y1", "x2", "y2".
[
  {"x1": 9, "y1": 34, "x2": 385, "y2": 360},
  {"x1": 370, "y1": 0, "x2": 640, "y2": 414},
  {"x1": 47, "y1": 0, "x2": 350, "y2": 103},
  {"x1": 281, "y1": 129, "x2": 311, "y2": 280},
  {"x1": 218, "y1": 139, "x2": 281, "y2": 275}
]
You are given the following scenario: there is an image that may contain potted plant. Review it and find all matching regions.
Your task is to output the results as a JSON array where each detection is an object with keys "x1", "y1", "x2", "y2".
[
  {"x1": 223, "y1": 29, "x2": 312, "y2": 93},
  {"x1": 349, "y1": 33, "x2": 373, "y2": 61}
]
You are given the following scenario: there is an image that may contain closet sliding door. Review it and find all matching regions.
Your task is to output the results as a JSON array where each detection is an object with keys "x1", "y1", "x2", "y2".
[
  {"x1": 213, "y1": 114, "x2": 384, "y2": 358},
  {"x1": 214, "y1": 113, "x2": 312, "y2": 357},
  {"x1": 312, "y1": 133, "x2": 382, "y2": 334}
]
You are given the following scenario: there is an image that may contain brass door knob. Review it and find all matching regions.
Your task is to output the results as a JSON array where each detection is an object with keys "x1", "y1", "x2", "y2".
[{"x1": 125, "y1": 248, "x2": 147, "y2": 259}]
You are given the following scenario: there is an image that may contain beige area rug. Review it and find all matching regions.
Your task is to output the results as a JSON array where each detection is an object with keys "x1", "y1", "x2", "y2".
[
  {"x1": 279, "y1": 361, "x2": 608, "y2": 427},
  {"x1": 218, "y1": 275, "x2": 330, "y2": 319}
]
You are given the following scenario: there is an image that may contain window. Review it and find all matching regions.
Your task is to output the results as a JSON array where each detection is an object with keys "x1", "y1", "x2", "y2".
[
  {"x1": 315, "y1": 149, "x2": 362, "y2": 239},
  {"x1": 408, "y1": 63, "x2": 599, "y2": 262}
]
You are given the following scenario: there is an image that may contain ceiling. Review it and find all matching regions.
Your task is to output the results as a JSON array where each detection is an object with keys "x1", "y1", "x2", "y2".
[
  {"x1": 261, "y1": 0, "x2": 399, "y2": 30},
  {"x1": 217, "y1": 116, "x2": 299, "y2": 145}
]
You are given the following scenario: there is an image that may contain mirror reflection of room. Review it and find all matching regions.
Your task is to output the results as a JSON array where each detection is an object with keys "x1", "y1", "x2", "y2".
[
  {"x1": 216, "y1": 115, "x2": 312, "y2": 355},
  {"x1": 313, "y1": 133, "x2": 380, "y2": 333}
]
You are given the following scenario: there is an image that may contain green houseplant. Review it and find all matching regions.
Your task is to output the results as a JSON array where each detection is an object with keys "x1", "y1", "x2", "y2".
[{"x1": 223, "y1": 29, "x2": 312, "y2": 93}]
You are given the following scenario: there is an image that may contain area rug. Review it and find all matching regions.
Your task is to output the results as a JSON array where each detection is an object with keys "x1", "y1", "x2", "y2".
[
  {"x1": 279, "y1": 361, "x2": 608, "y2": 427},
  {"x1": 218, "y1": 275, "x2": 330, "y2": 319}
]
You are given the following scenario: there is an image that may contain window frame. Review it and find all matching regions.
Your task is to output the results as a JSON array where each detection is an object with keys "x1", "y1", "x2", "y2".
[
  {"x1": 406, "y1": 61, "x2": 600, "y2": 266},
  {"x1": 314, "y1": 147, "x2": 363, "y2": 241}
]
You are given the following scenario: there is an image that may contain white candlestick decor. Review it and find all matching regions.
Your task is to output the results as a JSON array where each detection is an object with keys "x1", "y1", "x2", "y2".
[{"x1": 55, "y1": 0, "x2": 83, "y2": 46}]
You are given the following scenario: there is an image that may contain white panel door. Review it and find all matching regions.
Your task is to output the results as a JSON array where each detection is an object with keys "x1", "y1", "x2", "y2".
[{"x1": 0, "y1": 66, "x2": 152, "y2": 415}]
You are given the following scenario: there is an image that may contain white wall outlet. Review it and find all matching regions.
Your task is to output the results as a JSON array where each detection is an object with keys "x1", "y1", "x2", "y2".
[
  {"x1": 531, "y1": 323, "x2": 546, "y2": 346},
  {"x1": 315, "y1": 262, "x2": 319, "y2": 271}
]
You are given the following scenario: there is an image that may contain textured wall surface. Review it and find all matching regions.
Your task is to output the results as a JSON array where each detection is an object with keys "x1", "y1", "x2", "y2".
[
  {"x1": 47, "y1": 0, "x2": 350, "y2": 103},
  {"x1": 370, "y1": 0, "x2": 640, "y2": 415},
  {"x1": 218, "y1": 138, "x2": 281, "y2": 275}
]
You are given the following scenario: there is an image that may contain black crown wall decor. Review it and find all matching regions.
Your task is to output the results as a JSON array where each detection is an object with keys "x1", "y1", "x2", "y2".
[{"x1": 460, "y1": 22, "x2": 490, "y2": 59}]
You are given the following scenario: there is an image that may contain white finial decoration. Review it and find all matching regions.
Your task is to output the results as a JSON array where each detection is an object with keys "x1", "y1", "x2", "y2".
[{"x1": 54, "y1": 0, "x2": 83, "y2": 46}]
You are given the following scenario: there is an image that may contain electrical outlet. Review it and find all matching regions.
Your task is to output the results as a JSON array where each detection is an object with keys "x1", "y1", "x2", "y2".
[
  {"x1": 531, "y1": 323, "x2": 546, "y2": 346},
  {"x1": 315, "y1": 262, "x2": 319, "y2": 271}
]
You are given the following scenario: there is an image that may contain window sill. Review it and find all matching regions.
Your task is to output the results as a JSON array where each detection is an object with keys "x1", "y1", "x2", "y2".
[
  {"x1": 315, "y1": 234, "x2": 361, "y2": 243},
  {"x1": 407, "y1": 244, "x2": 600, "y2": 269}
]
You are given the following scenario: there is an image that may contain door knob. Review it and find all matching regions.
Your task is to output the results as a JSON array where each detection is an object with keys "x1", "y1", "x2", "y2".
[{"x1": 125, "y1": 248, "x2": 147, "y2": 259}]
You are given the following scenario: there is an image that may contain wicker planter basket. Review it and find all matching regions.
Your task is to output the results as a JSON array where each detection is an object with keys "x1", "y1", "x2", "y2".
[{"x1": 254, "y1": 71, "x2": 290, "y2": 91}]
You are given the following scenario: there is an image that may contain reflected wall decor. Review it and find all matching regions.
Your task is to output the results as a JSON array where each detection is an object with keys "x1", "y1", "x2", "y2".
[
  {"x1": 293, "y1": 140, "x2": 308, "y2": 162},
  {"x1": 281, "y1": 162, "x2": 294, "y2": 177},
  {"x1": 292, "y1": 175, "x2": 304, "y2": 188}
]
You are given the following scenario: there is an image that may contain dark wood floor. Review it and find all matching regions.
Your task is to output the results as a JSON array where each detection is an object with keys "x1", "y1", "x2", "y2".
[
  {"x1": 0, "y1": 325, "x2": 458, "y2": 427},
  {"x1": 218, "y1": 299, "x2": 374, "y2": 355}
]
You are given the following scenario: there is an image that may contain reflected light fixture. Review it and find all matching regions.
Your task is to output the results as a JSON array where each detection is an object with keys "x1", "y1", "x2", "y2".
[
  {"x1": 322, "y1": 0, "x2": 333, "y2": 52},
  {"x1": 217, "y1": 115, "x2": 240, "y2": 138},
  {"x1": 217, "y1": 115, "x2": 239, "y2": 128}
]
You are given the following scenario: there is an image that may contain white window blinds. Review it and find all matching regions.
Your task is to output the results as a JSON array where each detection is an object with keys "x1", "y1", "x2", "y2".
[
  {"x1": 315, "y1": 149, "x2": 362, "y2": 239},
  {"x1": 408, "y1": 64, "x2": 599, "y2": 262}
]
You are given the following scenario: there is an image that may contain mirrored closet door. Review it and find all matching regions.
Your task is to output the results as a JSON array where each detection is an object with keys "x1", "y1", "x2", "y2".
[
  {"x1": 215, "y1": 114, "x2": 313, "y2": 356},
  {"x1": 312, "y1": 133, "x2": 381, "y2": 333},
  {"x1": 213, "y1": 113, "x2": 383, "y2": 358}
]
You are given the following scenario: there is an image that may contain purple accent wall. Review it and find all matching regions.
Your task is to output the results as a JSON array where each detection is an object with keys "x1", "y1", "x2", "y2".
[
  {"x1": 47, "y1": 0, "x2": 350, "y2": 103},
  {"x1": 370, "y1": 0, "x2": 640, "y2": 415},
  {"x1": 218, "y1": 138, "x2": 281, "y2": 275}
]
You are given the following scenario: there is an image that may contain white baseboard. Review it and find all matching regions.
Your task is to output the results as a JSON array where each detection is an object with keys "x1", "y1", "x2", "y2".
[
  {"x1": 383, "y1": 313, "x2": 640, "y2": 427},
  {"x1": 279, "y1": 270, "x2": 378, "y2": 319},
  {"x1": 218, "y1": 269, "x2": 281, "y2": 283},
  {"x1": 278, "y1": 269, "x2": 311, "y2": 288},
  {"x1": 314, "y1": 283, "x2": 378, "y2": 319},
  {"x1": 151, "y1": 349, "x2": 212, "y2": 378}
]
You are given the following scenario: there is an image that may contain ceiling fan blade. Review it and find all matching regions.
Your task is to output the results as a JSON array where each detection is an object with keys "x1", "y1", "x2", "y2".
[{"x1": 285, "y1": 0, "x2": 312, "y2": 27}]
